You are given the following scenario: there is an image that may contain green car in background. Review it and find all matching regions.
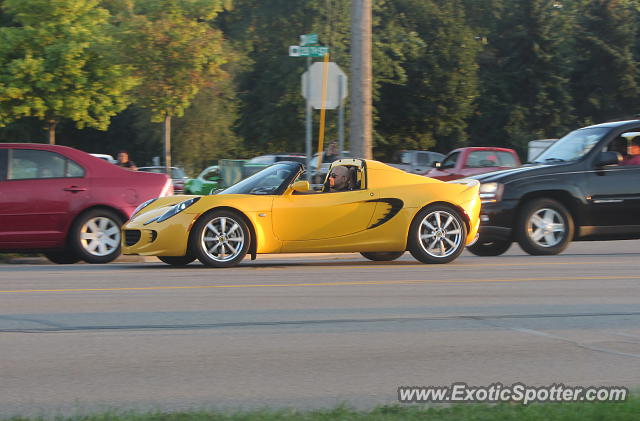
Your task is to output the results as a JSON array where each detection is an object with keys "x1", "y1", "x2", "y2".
[{"x1": 184, "y1": 165, "x2": 220, "y2": 195}]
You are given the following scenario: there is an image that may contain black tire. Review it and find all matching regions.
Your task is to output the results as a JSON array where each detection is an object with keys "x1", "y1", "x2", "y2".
[
  {"x1": 516, "y1": 198, "x2": 574, "y2": 256},
  {"x1": 190, "y1": 210, "x2": 250, "y2": 268},
  {"x1": 69, "y1": 209, "x2": 123, "y2": 264},
  {"x1": 44, "y1": 251, "x2": 81, "y2": 264},
  {"x1": 158, "y1": 255, "x2": 196, "y2": 266},
  {"x1": 467, "y1": 240, "x2": 512, "y2": 256},
  {"x1": 408, "y1": 205, "x2": 467, "y2": 264},
  {"x1": 360, "y1": 251, "x2": 404, "y2": 261}
]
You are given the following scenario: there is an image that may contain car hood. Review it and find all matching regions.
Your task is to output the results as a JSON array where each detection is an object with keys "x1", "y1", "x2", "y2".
[{"x1": 469, "y1": 162, "x2": 571, "y2": 183}]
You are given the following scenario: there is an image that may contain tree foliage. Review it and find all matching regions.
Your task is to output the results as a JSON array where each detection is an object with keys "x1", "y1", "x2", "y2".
[{"x1": 0, "y1": 0, "x2": 137, "y2": 143}]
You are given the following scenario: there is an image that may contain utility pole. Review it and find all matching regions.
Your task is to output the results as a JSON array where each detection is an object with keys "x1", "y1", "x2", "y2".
[{"x1": 349, "y1": 0, "x2": 373, "y2": 159}]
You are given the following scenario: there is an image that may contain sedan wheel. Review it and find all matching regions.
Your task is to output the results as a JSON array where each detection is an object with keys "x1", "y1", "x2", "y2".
[
  {"x1": 408, "y1": 205, "x2": 467, "y2": 264},
  {"x1": 191, "y1": 210, "x2": 250, "y2": 268},
  {"x1": 516, "y1": 198, "x2": 574, "y2": 255},
  {"x1": 70, "y1": 209, "x2": 123, "y2": 263}
]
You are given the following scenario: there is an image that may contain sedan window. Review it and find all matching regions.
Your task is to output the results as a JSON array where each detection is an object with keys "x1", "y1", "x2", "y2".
[{"x1": 8, "y1": 149, "x2": 84, "y2": 180}]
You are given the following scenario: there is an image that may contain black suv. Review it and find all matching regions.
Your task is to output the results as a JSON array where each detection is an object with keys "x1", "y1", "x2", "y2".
[{"x1": 468, "y1": 120, "x2": 640, "y2": 256}]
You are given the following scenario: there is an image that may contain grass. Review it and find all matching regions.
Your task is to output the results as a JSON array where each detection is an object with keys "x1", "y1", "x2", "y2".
[{"x1": 5, "y1": 398, "x2": 640, "y2": 421}]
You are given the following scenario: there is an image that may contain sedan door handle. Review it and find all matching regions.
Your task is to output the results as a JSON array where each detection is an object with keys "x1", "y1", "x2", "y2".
[{"x1": 63, "y1": 186, "x2": 88, "y2": 193}]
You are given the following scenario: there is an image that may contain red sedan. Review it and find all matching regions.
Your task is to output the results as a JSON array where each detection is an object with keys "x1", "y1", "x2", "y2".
[{"x1": 0, "y1": 143, "x2": 172, "y2": 264}]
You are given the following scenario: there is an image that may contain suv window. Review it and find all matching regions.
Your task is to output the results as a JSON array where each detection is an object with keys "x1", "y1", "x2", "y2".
[{"x1": 8, "y1": 149, "x2": 85, "y2": 180}]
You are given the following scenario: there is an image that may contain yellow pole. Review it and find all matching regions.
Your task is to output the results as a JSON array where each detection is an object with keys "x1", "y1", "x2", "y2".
[{"x1": 316, "y1": 53, "x2": 331, "y2": 172}]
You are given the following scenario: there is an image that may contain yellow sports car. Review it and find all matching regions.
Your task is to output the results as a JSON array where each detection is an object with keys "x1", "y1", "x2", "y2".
[{"x1": 122, "y1": 159, "x2": 480, "y2": 267}]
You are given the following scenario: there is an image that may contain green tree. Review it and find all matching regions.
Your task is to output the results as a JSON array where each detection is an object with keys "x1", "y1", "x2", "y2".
[
  {"x1": 0, "y1": 0, "x2": 136, "y2": 144},
  {"x1": 118, "y1": 0, "x2": 230, "y2": 168},
  {"x1": 375, "y1": 0, "x2": 480, "y2": 156},
  {"x1": 221, "y1": 0, "x2": 425, "y2": 157},
  {"x1": 570, "y1": 0, "x2": 640, "y2": 124}
]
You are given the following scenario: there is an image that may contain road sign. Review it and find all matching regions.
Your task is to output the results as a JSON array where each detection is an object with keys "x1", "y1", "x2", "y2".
[
  {"x1": 289, "y1": 45, "x2": 329, "y2": 57},
  {"x1": 300, "y1": 34, "x2": 318, "y2": 46},
  {"x1": 301, "y1": 62, "x2": 348, "y2": 109}
]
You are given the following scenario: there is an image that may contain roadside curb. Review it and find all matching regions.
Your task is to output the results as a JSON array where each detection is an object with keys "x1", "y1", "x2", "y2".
[{"x1": 1, "y1": 253, "x2": 362, "y2": 265}]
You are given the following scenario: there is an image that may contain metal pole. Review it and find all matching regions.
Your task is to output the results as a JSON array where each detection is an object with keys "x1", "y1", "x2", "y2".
[
  {"x1": 163, "y1": 114, "x2": 171, "y2": 171},
  {"x1": 338, "y1": 74, "x2": 345, "y2": 158},
  {"x1": 305, "y1": 56, "x2": 312, "y2": 181},
  {"x1": 349, "y1": 0, "x2": 373, "y2": 159}
]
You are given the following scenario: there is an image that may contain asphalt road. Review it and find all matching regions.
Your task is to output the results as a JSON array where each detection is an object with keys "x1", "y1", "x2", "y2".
[{"x1": 1, "y1": 241, "x2": 639, "y2": 417}]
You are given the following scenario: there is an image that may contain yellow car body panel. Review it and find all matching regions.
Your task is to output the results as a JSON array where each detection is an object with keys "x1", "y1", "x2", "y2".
[{"x1": 122, "y1": 159, "x2": 480, "y2": 260}]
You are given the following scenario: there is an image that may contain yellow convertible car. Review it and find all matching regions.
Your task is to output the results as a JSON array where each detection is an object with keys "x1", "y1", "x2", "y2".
[{"x1": 122, "y1": 159, "x2": 480, "y2": 267}]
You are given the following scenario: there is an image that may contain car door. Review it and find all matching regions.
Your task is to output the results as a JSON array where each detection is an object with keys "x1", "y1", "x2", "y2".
[
  {"x1": 0, "y1": 148, "x2": 88, "y2": 248},
  {"x1": 271, "y1": 189, "x2": 379, "y2": 241},
  {"x1": 582, "y1": 134, "x2": 640, "y2": 228}
]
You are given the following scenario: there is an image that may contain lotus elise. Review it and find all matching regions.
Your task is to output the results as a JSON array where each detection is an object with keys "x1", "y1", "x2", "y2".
[{"x1": 122, "y1": 159, "x2": 481, "y2": 267}]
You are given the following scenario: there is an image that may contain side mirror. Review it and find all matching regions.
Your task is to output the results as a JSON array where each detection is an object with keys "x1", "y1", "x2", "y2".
[
  {"x1": 595, "y1": 151, "x2": 621, "y2": 167},
  {"x1": 433, "y1": 161, "x2": 442, "y2": 168},
  {"x1": 290, "y1": 180, "x2": 311, "y2": 193},
  {"x1": 207, "y1": 176, "x2": 219, "y2": 181}
]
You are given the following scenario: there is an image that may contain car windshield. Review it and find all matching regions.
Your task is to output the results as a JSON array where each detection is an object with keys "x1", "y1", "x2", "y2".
[
  {"x1": 533, "y1": 127, "x2": 608, "y2": 163},
  {"x1": 218, "y1": 162, "x2": 301, "y2": 195}
]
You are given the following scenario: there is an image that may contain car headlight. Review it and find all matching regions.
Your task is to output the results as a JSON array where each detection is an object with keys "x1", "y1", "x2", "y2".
[
  {"x1": 479, "y1": 182, "x2": 504, "y2": 203},
  {"x1": 132, "y1": 198, "x2": 157, "y2": 217},
  {"x1": 156, "y1": 197, "x2": 200, "y2": 223}
]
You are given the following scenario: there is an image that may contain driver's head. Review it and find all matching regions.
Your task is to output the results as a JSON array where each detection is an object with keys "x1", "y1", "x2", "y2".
[{"x1": 328, "y1": 165, "x2": 349, "y2": 191}]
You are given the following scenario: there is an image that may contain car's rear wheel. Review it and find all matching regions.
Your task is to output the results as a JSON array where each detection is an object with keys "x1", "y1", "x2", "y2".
[
  {"x1": 408, "y1": 205, "x2": 467, "y2": 264},
  {"x1": 516, "y1": 198, "x2": 574, "y2": 255},
  {"x1": 158, "y1": 255, "x2": 196, "y2": 266},
  {"x1": 191, "y1": 210, "x2": 250, "y2": 268},
  {"x1": 70, "y1": 209, "x2": 123, "y2": 263},
  {"x1": 360, "y1": 251, "x2": 404, "y2": 261},
  {"x1": 44, "y1": 251, "x2": 81, "y2": 264},
  {"x1": 467, "y1": 240, "x2": 512, "y2": 256}
]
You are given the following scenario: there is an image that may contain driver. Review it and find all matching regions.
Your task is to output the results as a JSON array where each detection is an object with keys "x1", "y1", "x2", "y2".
[{"x1": 327, "y1": 165, "x2": 350, "y2": 192}]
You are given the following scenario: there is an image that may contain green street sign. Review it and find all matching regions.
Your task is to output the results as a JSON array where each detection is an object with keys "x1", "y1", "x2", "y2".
[
  {"x1": 300, "y1": 33, "x2": 318, "y2": 46},
  {"x1": 289, "y1": 45, "x2": 329, "y2": 57}
]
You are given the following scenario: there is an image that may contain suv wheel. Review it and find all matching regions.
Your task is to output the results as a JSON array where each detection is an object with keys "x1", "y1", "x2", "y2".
[
  {"x1": 467, "y1": 240, "x2": 512, "y2": 256},
  {"x1": 516, "y1": 198, "x2": 574, "y2": 255}
]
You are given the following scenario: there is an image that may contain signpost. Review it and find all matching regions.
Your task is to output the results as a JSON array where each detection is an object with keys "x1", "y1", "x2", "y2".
[{"x1": 289, "y1": 33, "x2": 347, "y2": 181}]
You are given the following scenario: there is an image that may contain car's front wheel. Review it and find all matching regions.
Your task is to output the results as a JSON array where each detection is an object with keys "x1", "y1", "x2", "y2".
[
  {"x1": 190, "y1": 210, "x2": 250, "y2": 268},
  {"x1": 467, "y1": 240, "x2": 512, "y2": 256},
  {"x1": 158, "y1": 256, "x2": 196, "y2": 266},
  {"x1": 408, "y1": 205, "x2": 467, "y2": 264},
  {"x1": 515, "y1": 198, "x2": 574, "y2": 255},
  {"x1": 360, "y1": 251, "x2": 404, "y2": 261},
  {"x1": 69, "y1": 209, "x2": 123, "y2": 263}
]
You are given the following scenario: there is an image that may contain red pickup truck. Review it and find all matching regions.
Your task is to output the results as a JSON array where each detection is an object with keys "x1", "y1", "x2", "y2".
[{"x1": 422, "y1": 146, "x2": 521, "y2": 181}]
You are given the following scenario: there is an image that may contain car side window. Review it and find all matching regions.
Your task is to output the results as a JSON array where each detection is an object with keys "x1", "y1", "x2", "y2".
[
  {"x1": 496, "y1": 151, "x2": 518, "y2": 167},
  {"x1": 8, "y1": 149, "x2": 84, "y2": 180},
  {"x1": 417, "y1": 153, "x2": 430, "y2": 166},
  {"x1": 440, "y1": 152, "x2": 459, "y2": 169}
]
